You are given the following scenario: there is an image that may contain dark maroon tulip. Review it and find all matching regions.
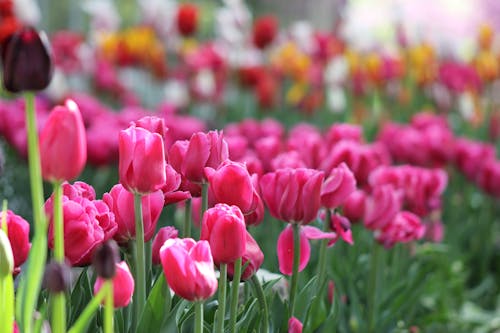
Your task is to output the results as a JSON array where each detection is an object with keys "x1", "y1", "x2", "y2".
[{"x1": 1, "y1": 26, "x2": 53, "y2": 92}]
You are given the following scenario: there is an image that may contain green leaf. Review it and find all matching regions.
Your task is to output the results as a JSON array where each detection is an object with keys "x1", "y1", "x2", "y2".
[
  {"x1": 303, "y1": 296, "x2": 327, "y2": 333},
  {"x1": 68, "y1": 268, "x2": 92, "y2": 326},
  {"x1": 294, "y1": 276, "x2": 318, "y2": 320},
  {"x1": 137, "y1": 274, "x2": 171, "y2": 332}
]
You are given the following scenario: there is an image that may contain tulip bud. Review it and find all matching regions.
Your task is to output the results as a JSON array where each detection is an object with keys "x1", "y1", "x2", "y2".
[
  {"x1": 43, "y1": 261, "x2": 71, "y2": 294},
  {"x1": 94, "y1": 261, "x2": 135, "y2": 308},
  {"x1": 200, "y1": 204, "x2": 246, "y2": 265},
  {"x1": 151, "y1": 226, "x2": 179, "y2": 265},
  {"x1": 252, "y1": 16, "x2": 278, "y2": 49},
  {"x1": 40, "y1": 99, "x2": 87, "y2": 182},
  {"x1": 176, "y1": 3, "x2": 198, "y2": 36},
  {"x1": 288, "y1": 317, "x2": 303, "y2": 333},
  {"x1": 92, "y1": 240, "x2": 120, "y2": 279},
  {"x1": 1, "y1": 26, "x2": 53, "y2": 92},
  {"x1": 0, "y1": 229, "x2": 13, "y2": 277}
]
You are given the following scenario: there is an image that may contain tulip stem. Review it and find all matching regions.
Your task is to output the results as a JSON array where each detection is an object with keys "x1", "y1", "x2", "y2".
[
  {"x1": 367, "y1": 241, "x2": 381, "y2": 333},
  {"x1": 67, "y1": 285, "x2": 108, "y2": 333},
  {"x1": 201, "y1": 182, "x2": 208, "y2": 223},
  {"x1": 104, "y1": 280, "x2": 114, "y2": 333},
  {"x1": 17, "y1": 92, "x2": 48, "y2": 333},
  {"x1": 52, "y1": 293, "x2": 66, "y2": 333},
  {"x1": 316, "y1": 209, "x2": 331, "y2": 296},
  {"x1": 0, "y1": 273, "x2": 14, "y2": 333},
  {"x1": 229, "y1": 257, "x2": 242, "y2": 333},
  {"x1": 195, "y1": 301, "x2": 204, "y2": 333},
  {"x1": 184, "y1": 199, "x2": 192, "y2": 238},
  {"x1": 133, "y1": 193, "x2": 146, "y2": 330},
  {"x1": 1, "y1": 200, "x2": 7, "y2": 233},
  {"x1": 250, "y1": 275, "x2": 269, "y2": 333},
  {"x1": 289, "y1": 223, "x2": 301, "y2": 318},
  {"x1": 53, "y1": 181, "x2": 64, "y2": 261},
  {"x1": 214, "y1": 263, "x2": 227, "y2": 333}
]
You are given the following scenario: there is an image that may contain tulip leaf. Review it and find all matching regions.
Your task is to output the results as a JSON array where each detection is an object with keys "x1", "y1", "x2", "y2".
[
  {"x1": 68, "y1": 268, "x2": 92, "y2": 326},
  {"x1": 303, "y1": 296, "x2": 327, "y2": 333},
  {"x1": 137, "y1": 274, "x2": 171, "y2": 332},
  {"x1": 294, "y1": 276, "x2": 319, "y2": 320}
]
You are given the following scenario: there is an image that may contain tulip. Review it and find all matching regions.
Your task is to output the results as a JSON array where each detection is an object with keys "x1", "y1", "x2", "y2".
[
  {"x1": 119, "y1": 126, "x2": 166, "y2": 194},
  {"x1": 321, "y1": 162, "x2": 357, "y2": 209},
  {"x1": 1, "y1": 26, "x2": 53, "y2": 92},
  {"x1": 364, "y1": 185, "x2": 403, "y2": 230},
  {"x1": 0, "y1": 210, "x2": 30, "y2": 271},
  {"x1": 205, "y1": 160, "x2": 257, "y2": 214},
  {"x1": 160, "y1": 238, "x2": 218, "y2": 301},
  {"x1": 176, "y1": 3, "x2": 198, "y2": 36},
  {"x1": 94, "y1": 261, "x2": 135, "y2": 308},
  {"x1": 227, "y1": 231, "x2": 264, "y2": 281},
  {"x1": 200, "y1": 204, "x2": 246, "y2": 265},
  {"x1": 343, "y1": 190, "x2": 366, "y2": 223},
  {"x1": 277, "y1": 225, "x2": 336, "y2": 276},
  {"x1": 103, "y1": 184, "x2": 164, "y2": 244},
  {"x1": 40, "y1": 99, "x2": 87, "y2": 182},
  {"x1": 288, "y1": 317, "x2": 303, "y2": 333},
  {"x1": 260, "y1": 168, "x2": 324, "y2": 224},
  {"x1": 151, "y1": 226, "x2": 179, "y2": 265},
  {"x1": 252, "y1": 15, "x2": 278, "y2": 49},
  {"x1": 376, "y1": 211, "x2": 426, "y2": 248}
]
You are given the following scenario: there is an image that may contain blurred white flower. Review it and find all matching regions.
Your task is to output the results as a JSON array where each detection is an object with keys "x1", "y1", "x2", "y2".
[
  {"x1": 289, "y1": 21, "x2": 315, "y2": 54},
  {"x1": 326, "y1": 86, "x2": 347, "y2": 113},
  {"x1": 139, "y1": 0, "x2": 177, "y2": 39},
  {"x1": 215, "y1": 0, "x2": 252, "y2": 46},
  {"x1": 164, "y1": 80, "x2": 189, "y2": 108},
  {"x1": 324, "y1": 56, "x2": 349, "y2": 85},
  {"x1": 82, "y1": 0, "x2": 120, "y2": 33},
  {"x1": 14, "y1": 0, "x2": 40, "y2": 25},
  {"x1": 194, "y1": 69, "x2": 216, "y2": 99}
]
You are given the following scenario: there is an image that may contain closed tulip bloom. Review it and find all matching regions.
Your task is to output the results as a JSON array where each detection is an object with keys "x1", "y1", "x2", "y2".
[
  {"x1": 205, "y1": 160, "x2": 256, "y2": 213},
  {"x1": 40, "y1": 100, "x2": 87, "y2": 182},
  {"x1": 169, "y1": 131, "x2": 228, "y2": 184},
  {"x1": 200, "y1": 204, "x2": 246, "y2": 264},
  {"x1": 94, "y1": 261, "x2": 134, "y2": 308},
  {"x1": 119, "y1": 126, "x2": 166, "y2": 194},
  {"x1": 0, "y1": 210, "x2": 30, "y2": 271},
  {"x1": 252, "y1": 16, "x2": 278, "y2": 49},
  {"x1": 260, "y1": 168, "x2": 324, "y2": 224},
  {"x1": 104, "y1": 184, "x2": 164, "y2": 244},
  {"x1": 176, "y1": 3, "x2": 198, "y2": 36},
  {"x1": 288, "y1": 317, "x2": 303, "y2": 333},
  {"x1": 342, "y1": 190, "x2": 366, "y2": 223},
  {"x1": 321, "y1": 162, "x2": 357, "y2": 209},
  {"x1": 160, "y1": 238, "x2": 218, "y2": 301},
  {"x1": 227, "y1": 231, "x2": 264, "y2": 281},
  {"x1": 151, "y1": 226, "x2": 179, "y2": 265},
  {"x1": 364, "y1": 185, "x2": 403, "y2": 230},
  {"x1": 1, "y1": 26, "x2": 53, "y2": 92}
]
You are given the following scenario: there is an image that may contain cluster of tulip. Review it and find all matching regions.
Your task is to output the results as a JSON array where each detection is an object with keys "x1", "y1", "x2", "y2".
[{"x1": 1, "y1": 0, "x2": 500, "y2": 332}]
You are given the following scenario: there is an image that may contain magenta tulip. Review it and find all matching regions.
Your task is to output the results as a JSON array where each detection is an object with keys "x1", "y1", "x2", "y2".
[
  {"x1": 321, "y1": 162, "x2": 357, "y2": 209},
  {"x1": 103, "y1": 184, "x2": 164, "y2": 244},
  {"x1": 200, "y1": 204, "x2": 246, "y2": 264},
  {"x1": 0, "y1": 210, "x2": 30, "y2": 272},
  {"x1": 94, "y1": 261, "x2": 134, "y2": 308},
  {"x1": 364, "y1": 185, "x2": 403, "y2": 230},
  {"x1": 260, "y1": 168, "x2": 324, "y2": 224},
  {"x1": 160, "y1": 238, "x2": 218, "y2": 301},
  {"x1": 288, "y1": 317, "x2": 303, "y2": 333},
  {"x1": 40, "y1": 99, "x2": 86, "y2": 182},
  {"x1": 119, "y1": 126, "x2": 166, "y2": 194},
  {"x1": 376, "y1": 211, "x2": 426, "y2": 248},
  {"x1": 227, "y1": 231, "x2": 264, "y2": 281},
  {"x1": 151, "y1": 226, "x2": 179, "y2": 265}
]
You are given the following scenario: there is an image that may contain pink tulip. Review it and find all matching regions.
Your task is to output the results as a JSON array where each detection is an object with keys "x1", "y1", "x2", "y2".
[
  {"x1": 169, "y1": 131, "x2": 228, "y2": 184},
  {"x1": 200, "y1": 204, "x2": 246, "y2": 264},
  {"x1": 476, "y1": 159, "x2": 500, "y2": 197},
  {"x1": 321, "y1": 162, "x2": 357, "y2": 209},
  {"x1": 329, "y1": 213, "x2": 354, "y2": 246},
  {"x1": 342, "y1": 190, "x2": 366, "y2": 223},
  {"x1": 0, "y1": 210, "x2": 30, "y2": 271},
  {"x1": 40, "y1": 99, "x2": 86, "y2": 182},
  {"x1": 227, "y1": 231, "x2": 264, "y2": 281},
  {"x1": 94, "y1": 261, "x2": 134, "y2": 308},
  {"x1": 325, "y1": 123, "x2": 362, "y2": 147},
  {"x1": 288, "y1": 317, "x2": 303, "y2": 333},
  {"x1": 160, "y1": 238, "x2": 218, "y2": 301},
  {"x1": 364, "y1": 185, "x2": 403, "y2": 230},
  {"x1": 260, "y1": 168, "x2": 324, "y2": 224},
  {"x1": 376, "y1": 211, "x2": 426, "y2": 248},
  {"x1": 152, "y1": 226, "x2": 179, "y2": 265},
  {"x1": 277, "y1": 225, "x2": 336, "y2": 275},
  {"x1": 205, "y1": 160, "x2": 258, "y2": 214},
  {"x1": 103, "y1": 184, "x2": 164, "y2": 243},
  {"x1": 454, "y1": 138, "x2": 496, "y2": 181},
  {"x1": 119, "y1": 126, "x2": 166, "y2": 194}
]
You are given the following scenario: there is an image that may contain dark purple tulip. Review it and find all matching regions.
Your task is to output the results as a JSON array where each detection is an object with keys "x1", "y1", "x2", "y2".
[{"x1": 1, "y1": 26, "x2": 53, "y2": 92}]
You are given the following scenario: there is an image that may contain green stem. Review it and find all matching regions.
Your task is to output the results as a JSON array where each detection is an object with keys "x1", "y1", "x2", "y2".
[
  {"x1": 1, "y1": 200, "x2": 7, "y2": 233},
  {"x1": 53, "y1": 181, "x2": 64, "y2": 261},
  {"x1": 133, "y1": 193, "x2": 146, "y2": 330},
  {"x1": 0, "y1": 274, "x2": 14, "y2": 333},
  {"x1": 367, "y1": 241, "x2": 381, "y2": 333},
  {"x1": 288, "y1": 223, "x2": 301, "y2": 318},
  {"x1": 229, "y1": 257, "x2": 242, "y2": 333},
  {"x1": 67, "y1": 286, "x2": 108, "y2": 333},
  {"x1": 184, "y1": 199, "x2": 192, "y2": 238},
  {"x1": 250, "y1": 275, "x2": 269, "y2": 333},
  {"x1": 145, "y1": 240, "x2": 152, "y2": 295},
  {"x1": 201, "y1": 182, "x2": 208, "y2": 223},
  {"x1": 316, "y1": 209, "x2": 331, "y2": 295},
  {"x1": 214, "y1": 263, "x2": 227, "y2": 333},
  {"x1": 17, "y1": 92, "x2": 48, "y2": 333},
  {"x1": 195, "y1": 301, "x2": 204, "y2": 333},
  {"x1": 104, "y1": 280, "x2": 114, "y2": 333},
  {"x1": 51, "y1": 293, "x2": 66, "y2": 333}
]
